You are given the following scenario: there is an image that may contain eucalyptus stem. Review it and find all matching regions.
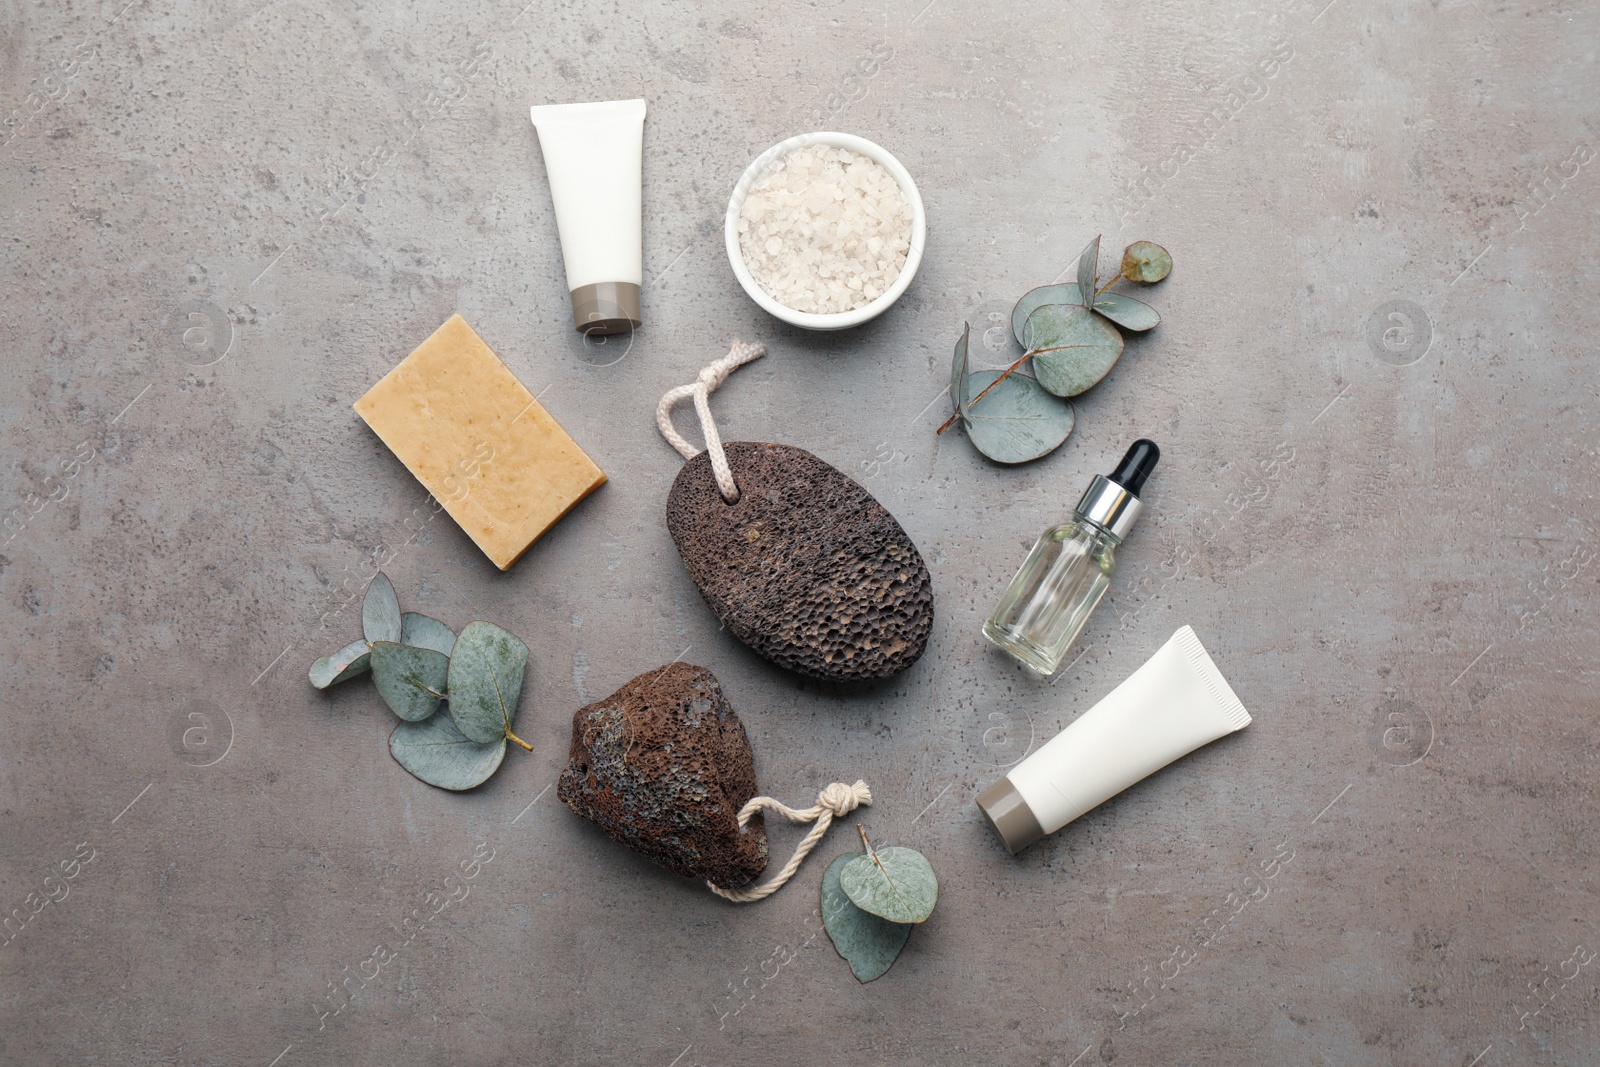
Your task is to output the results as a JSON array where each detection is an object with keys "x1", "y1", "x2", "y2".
[
  {"x1": 934, "y1": 350, "x2": 1035, "y2": 435},
  {"x1": 964, "y1": 352, "x2": 1035, "y2": 409},
  {"x1": 505, "y1": 728, "x2": 534, "y2": 752}
]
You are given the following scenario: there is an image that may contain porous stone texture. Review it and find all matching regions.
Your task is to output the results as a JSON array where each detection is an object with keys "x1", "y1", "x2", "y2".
[
  {"x1": 666, "y1": 442, "x2": 934, "y2": 682},
  {"x1": 558, "y1": 662, "x2": 768, "y2": 888}
]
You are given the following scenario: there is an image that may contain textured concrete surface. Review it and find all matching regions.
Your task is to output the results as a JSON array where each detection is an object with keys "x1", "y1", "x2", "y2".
[{"x1": 1, "y1": 0, "x2": 1596, "y2": 1063}]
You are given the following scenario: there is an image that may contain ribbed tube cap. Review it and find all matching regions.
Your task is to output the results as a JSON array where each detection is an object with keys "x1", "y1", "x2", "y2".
[
  {"x1": 570, "y1": 281, "x2": 641, "y2": 335},
  {"x1": 977, "y1": 776, "x2": 1045, "y2": 855}
]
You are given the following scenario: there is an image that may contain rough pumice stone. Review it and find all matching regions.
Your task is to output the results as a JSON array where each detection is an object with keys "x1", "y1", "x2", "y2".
[
  {"x1": 667, "y1": 442, "x2": 934, "y2": 682},
  {"x1": 558, "y1": 663, "x2": 769, "y2": 888}
]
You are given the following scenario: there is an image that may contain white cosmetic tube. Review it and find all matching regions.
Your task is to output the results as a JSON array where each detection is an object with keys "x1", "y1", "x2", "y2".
[
  {"x1": 978, "y1": 626, "x2": 1251, "y2": 854},
  {"x1": 528, "y1": 98, "x2": 646, "y2": 335}
]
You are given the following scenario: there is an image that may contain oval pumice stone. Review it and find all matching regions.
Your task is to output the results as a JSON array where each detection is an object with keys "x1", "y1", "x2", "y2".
[{"x1": 666, "y1": 442, "x2": 934, "y2": 682}]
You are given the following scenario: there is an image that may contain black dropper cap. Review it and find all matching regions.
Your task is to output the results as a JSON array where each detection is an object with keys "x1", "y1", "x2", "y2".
[{"x1": 1108, "y1": 439, "x2": 1160, "y2": 497}]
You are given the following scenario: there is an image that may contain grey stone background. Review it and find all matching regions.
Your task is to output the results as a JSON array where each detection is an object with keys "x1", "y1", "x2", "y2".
[{"x1": 1, "y1": 0, "x2": 1595, "y2": 1063}]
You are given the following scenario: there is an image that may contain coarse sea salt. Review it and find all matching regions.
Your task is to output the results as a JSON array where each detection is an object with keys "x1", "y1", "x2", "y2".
[{"x1": 736, "y1": 144, "x2": 913, "y2": 315}]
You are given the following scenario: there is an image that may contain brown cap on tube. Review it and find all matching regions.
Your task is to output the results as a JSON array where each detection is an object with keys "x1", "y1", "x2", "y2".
[
  {"x1": 977, "y1": 777, "x2": 1046, "y2": 855},
  {"x1": 570, "y1": 281, "x2": 641, "y2": 335}
]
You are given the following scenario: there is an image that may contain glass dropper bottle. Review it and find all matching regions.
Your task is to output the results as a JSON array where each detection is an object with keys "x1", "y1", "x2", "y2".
[{"x1": 982, "y1": 439, "x2": 1160, "y2": 676}]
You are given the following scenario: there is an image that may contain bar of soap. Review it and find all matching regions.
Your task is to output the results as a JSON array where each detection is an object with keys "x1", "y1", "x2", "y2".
[{"x1": 354, "y1": 314, "x2": 606, "y2": 570}]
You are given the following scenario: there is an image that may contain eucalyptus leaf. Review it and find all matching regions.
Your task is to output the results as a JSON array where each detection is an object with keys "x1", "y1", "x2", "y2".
[
  {"x1": 370, "y1": 641, "x2": 450, "y2": 721},
  {"x1": 447, "y1": 621, "x2": 529, "y2": 744},
  {"x1": 839, "y1": 845, "x2": 939, "y2": 924},
  {"x1": 949, "y1": 323, "x2": 971, "y2": 417},
  {"x1": 400, "y1": 612, "x2": 456, "y2": 656},
  {"x1": 1024, "y1": 304, "x2": 1125, "y2": 398},
  {"x1": 389, "y1": 708, "x2": 507, "y2": 791},
  {"x1": 309, "y1": 639, "x2": 371, "y2": 689},
  {"x1": 822, "y1": 853, "x2": 912, "y2": 982},
  {"x1": 1076, "y1": 235, "x2": 1101, "y2": 301},
  {"x1": 1011, "y1": 283, "x2": 1083, "y2": 346},
  {"x1": 1121, "y1": 240, "x2": 1172, "y2": 283},
  {"x1": 962, "y1": 370, "x2": 1075, "y2": 464},
  {"x1": 1093, "y1": 291, "x2": 1161, "y2": 332},
  {"x1": 362, "y1": 572, "x2": 402, "y2": 644}
]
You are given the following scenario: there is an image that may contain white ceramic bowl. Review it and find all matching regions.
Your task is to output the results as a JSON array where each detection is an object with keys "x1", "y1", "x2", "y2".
[{"x1": 725, "y1": 132, "x2": 927, "y2": 331}]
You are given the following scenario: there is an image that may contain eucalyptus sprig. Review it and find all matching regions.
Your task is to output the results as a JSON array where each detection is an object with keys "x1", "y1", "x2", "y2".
[
  {"x1": 939, "y1": 236, "x2": 1172, "y2": 464},
  {"x1": 820, "y1": 825, "x2": 939, "y2": 982},
  {"x1": 309, "y1": 573, "x2": 533, "y2": 790}
]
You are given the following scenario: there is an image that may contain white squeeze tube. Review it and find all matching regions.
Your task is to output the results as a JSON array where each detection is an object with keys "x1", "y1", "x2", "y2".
[
  {"x1": 977, "y1": 626, "x2": 1252, "y2": 854},
  {"x1": 528, "y1": 98, "x2": 646, "y2": 336}
]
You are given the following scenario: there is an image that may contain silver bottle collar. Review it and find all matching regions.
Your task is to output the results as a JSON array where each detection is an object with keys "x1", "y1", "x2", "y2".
[{"x1": 1074, "y1": 474, "x2": 1142, "y2": 540}]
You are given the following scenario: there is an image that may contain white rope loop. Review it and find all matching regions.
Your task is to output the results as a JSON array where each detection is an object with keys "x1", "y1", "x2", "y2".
[
  {"x1": 706, "y1": 780, "x2": 871, "y2": 903},
  {"x1": 656, "y1": 341, "x2": 765, "y2": 503}
]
